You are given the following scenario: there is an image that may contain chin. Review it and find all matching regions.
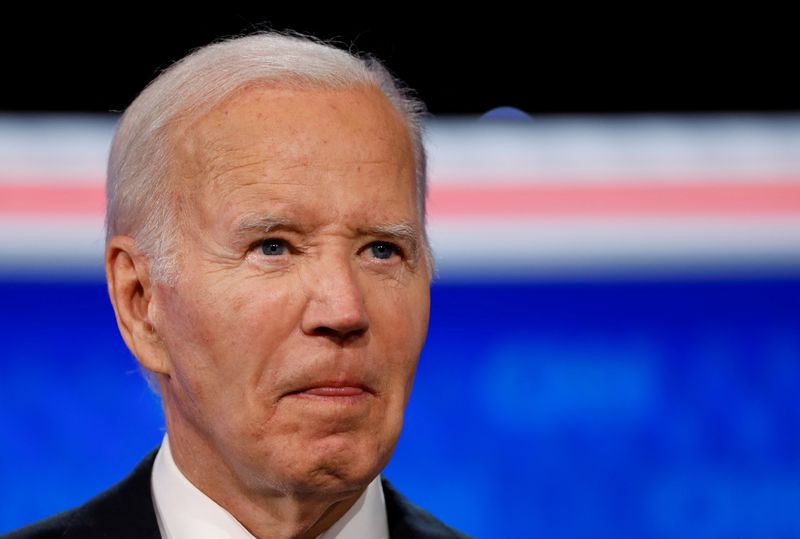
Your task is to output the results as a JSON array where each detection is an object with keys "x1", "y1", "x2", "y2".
[{"x1": 287, "y1": 435, "x2": 393, "y2": 496}]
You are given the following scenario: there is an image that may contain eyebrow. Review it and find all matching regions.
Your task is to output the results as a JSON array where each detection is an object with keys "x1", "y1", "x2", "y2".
[
  {"x1": 358, "y1": 222, "x2": 420, "y2": 261},
  {"x1": 231, "y1": 215, "x2": 299, "y2": 246}
]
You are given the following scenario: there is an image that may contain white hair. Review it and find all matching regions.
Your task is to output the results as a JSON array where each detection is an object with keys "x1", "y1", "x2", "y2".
[{"x1": 106, "y1": 29, "x2": 434, "y2": 284}]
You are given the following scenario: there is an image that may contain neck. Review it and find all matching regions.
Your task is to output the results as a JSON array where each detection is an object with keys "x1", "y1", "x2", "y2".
[{"x1": 162, "y1": 411, "x2": 367, "y2": 539}]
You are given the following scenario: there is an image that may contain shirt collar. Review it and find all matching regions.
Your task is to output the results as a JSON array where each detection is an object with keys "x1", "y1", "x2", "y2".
[{"x1": 151, "y1": 433, "x2": 389, "y2": 539}]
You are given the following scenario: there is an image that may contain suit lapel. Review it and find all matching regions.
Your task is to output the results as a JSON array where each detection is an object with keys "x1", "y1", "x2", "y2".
[
  {"x1": 382, "y1": 477, "x2": 471, "y2": 539},
  {"x1": 62, "y1": 447, "x2": 161, "y2": 539}
]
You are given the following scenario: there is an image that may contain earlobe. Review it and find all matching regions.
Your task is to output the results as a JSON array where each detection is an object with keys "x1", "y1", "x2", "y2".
[{"x1": 105, "y1": 236, "x2": 170, "y2": 375}]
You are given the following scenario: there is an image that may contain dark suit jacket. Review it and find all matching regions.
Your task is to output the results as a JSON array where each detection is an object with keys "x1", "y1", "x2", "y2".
[{"x1": 3, "y1": 447, "x2": 472, "y2": 539}]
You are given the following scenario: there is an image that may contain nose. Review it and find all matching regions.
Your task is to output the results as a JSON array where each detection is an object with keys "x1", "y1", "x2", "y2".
[{"x1": 300, "y1": 258, "x2": 369, "y2": 344}]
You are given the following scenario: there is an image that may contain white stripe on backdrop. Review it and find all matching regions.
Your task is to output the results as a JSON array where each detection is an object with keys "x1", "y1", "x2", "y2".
[{"x1": 1, "y1": 113, "x2": 799, "y2": 278}]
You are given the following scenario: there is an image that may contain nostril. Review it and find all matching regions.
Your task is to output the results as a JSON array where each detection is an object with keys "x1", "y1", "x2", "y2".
[
  {"x1": 313, "y1": 325, "x2": 367, "y2": 344},
  {"x1": 313, "y1": 326, "x2": 337, "y2": 338}
]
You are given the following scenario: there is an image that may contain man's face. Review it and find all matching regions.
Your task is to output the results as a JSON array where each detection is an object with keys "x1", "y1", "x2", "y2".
[{"x1": 148, "y1": 83, "x2": 431, "y2": 497}]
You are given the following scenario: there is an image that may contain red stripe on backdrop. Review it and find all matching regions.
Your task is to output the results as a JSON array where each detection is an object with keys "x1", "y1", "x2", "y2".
[
  {"x1": 428, "y1": 182, "x2": 800, "y2": 217},
  {"x1": 0, "y1": 184, "x2": 105, "y2": 216},
  {"x1": 2, "y1": 181, "x2": 800, "y2": 217}
]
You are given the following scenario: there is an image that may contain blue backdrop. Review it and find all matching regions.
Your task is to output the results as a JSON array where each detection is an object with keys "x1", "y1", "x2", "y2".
[{"x1": 2, "y1": 275, "x2": 799, "y2": 538}]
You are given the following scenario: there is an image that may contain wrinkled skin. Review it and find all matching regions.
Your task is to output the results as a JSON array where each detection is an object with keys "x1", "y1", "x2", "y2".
[{"x1": 106, "y1": 83, "x2": 431, "y2": 538}]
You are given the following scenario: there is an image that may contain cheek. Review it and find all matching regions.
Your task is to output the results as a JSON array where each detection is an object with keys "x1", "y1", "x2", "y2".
[
  {"x1": 154, "y1": 277, "x2": 295, "y2": 404},
  {"x1": 401, "y1": 282, "x2": 431, "y2": 400},
  {"x1": 368, "y1": 279, "x2": 430, "y2": 386},
  {"x1": 151, "y1": 286, "x2": 220, "y2": 416}
]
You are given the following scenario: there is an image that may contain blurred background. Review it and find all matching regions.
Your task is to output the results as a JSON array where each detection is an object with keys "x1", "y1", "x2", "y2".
[{"x1": 2, "y1": 10, "x2": 799, "y2": 538}]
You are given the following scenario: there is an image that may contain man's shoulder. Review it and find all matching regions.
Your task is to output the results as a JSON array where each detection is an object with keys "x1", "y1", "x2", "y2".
[
  {"x1": 2, "y1": 448, "x2": 161, "y2": 539},
  {"x1": 381, "y1": 477, "x2": 475, "y2": 539}
]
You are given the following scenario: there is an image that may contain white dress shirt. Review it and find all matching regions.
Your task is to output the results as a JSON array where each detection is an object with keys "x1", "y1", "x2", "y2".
[{"x1": 151, "y1": 434, "x2": 390, "y2": 539}]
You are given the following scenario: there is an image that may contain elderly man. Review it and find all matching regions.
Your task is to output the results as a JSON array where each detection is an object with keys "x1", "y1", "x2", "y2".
[{"x1": 6, "y1": 31, "x2": 470, "y2": 539}]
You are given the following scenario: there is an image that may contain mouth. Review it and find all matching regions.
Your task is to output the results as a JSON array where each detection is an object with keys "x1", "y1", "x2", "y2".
[{"x1": 283, "y1": 380, "x2": 375, "y2": 400}]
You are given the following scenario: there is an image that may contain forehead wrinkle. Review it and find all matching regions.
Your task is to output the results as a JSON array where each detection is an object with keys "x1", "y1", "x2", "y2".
[
  {"x1": 167, "y1": 84, "x2": 422, "y2": 249},
  {"x1": 199, "y1": 145, "x2": 281, "y2": 199},
  {"x1": 206, "y1": 154, "x2": 273, "y2": 185},
  {"x1": 172, "y1": 110, "x2": 284, "y2": 198},
  {"x1": 174, "y1": 86, "x2": 416, "y2": 200}
]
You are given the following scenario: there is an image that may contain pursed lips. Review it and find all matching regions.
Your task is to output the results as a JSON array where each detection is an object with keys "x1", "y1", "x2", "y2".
[{"x1": 283, "y1": 379, "x2": 374, "y2": 399}]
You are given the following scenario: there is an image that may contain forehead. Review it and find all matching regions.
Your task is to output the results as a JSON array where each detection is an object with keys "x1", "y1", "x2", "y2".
[{"x1": 168, "y1": 82, "x2": 418, "y2": 229}]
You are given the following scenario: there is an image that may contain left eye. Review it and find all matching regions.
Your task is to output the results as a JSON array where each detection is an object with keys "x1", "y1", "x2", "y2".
[
  {"x1": 260, "y1": 239, "x2": 287, "y2": 256},
  {"x1": 369, "y1": 242, "x2": 398, "y2": 260}
]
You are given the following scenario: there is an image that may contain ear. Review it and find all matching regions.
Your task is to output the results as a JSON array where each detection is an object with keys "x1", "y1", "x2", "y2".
[{"x1": 105, "y1": 236, "x2": 170, "y2": 376}]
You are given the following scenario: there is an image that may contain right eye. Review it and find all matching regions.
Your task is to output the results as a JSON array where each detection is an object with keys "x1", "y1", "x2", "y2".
[{"x1": 259, "y1": 239, "x2": 288, "y2": 256}]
